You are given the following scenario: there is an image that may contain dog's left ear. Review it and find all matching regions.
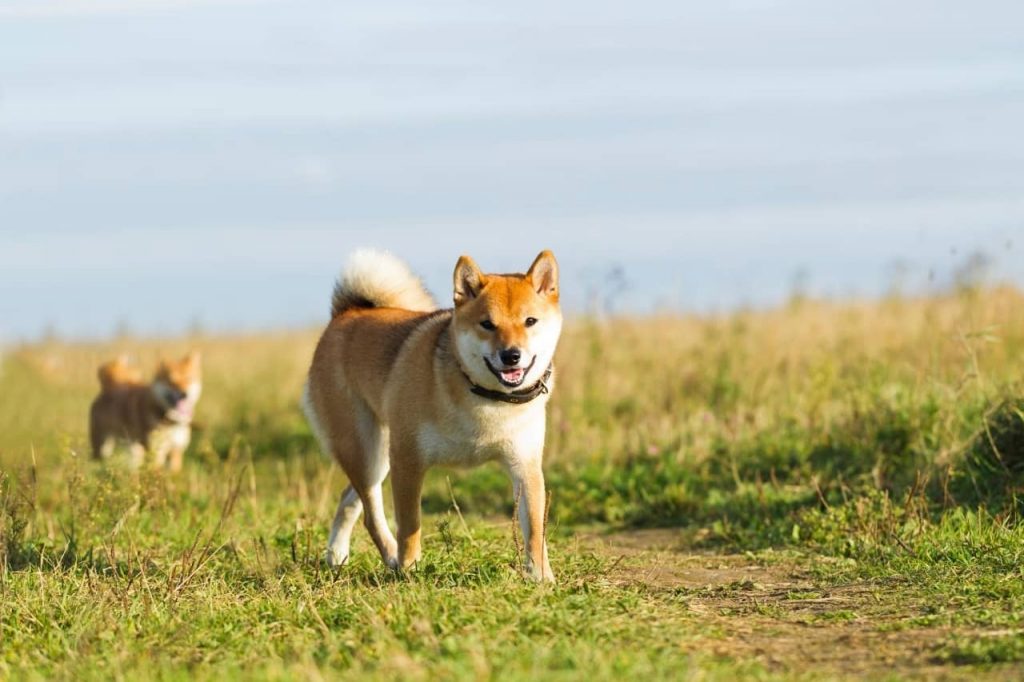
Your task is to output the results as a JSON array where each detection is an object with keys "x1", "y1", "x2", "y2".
[
  {"x1": 183, "y1": 350, "x2": 201, "y2": 367},
  {"x1": 527, "y1": 250, "x2": 559, "y2": 300}
]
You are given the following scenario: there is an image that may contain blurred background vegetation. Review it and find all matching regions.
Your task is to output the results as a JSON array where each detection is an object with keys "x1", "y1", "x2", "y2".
[{"x1": 4, "y1": 284, "x2": 1022, "y2": 549}]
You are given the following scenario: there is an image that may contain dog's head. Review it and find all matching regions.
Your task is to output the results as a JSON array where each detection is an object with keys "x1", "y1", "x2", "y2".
[
  {"x1": 153, "y1": 351, "x2": 202, "y2": 422},
  {"x1": 451, "y1": 250, "x2": 562, "y2": 394}
]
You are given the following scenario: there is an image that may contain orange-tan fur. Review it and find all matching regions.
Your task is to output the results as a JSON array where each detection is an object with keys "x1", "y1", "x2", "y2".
[
  {"x1": 303, "y1": 249, "x2": 562, "y2": 581},
  {"x1": 89, "y1": 352, "x2": 202, "y2": 471}
]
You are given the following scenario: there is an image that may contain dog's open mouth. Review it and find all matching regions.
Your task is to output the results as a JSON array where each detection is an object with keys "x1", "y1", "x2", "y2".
[
  {"x1": 484, "y1": 356, "x2": 536, "y2": 388},
  {"x1": 174, "y1": 400, "x2": 194, "y2": 419}
]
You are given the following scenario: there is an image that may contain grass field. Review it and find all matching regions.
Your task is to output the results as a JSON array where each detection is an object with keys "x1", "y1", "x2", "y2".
[{"x1": 3, "y1": 287, "x2": 1024, "y2": 680}]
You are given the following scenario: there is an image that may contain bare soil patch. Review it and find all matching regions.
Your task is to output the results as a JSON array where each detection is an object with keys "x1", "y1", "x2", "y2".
[{"x1": 579, "y1": 529, "x2": 1023, "y2": 681}]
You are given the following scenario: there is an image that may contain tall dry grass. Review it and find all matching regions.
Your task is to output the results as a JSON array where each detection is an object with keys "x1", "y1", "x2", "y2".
[{"x1": 2, "y1": 287, "x2": 1021, "y2": 474}]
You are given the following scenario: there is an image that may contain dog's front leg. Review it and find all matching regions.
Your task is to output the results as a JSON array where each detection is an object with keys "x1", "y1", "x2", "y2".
[
  {"x1": 168, "y1": 447, "x2": 185, "y2": 472},
  {"x1": 509, "y1": 457, "x2": 555, "y2": 583},
  {"x1": 391, "y1": 450, "x2": 426, "y2": 571}
]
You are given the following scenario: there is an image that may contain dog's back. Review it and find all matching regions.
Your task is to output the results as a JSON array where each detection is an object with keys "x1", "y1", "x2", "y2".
[{"x1": 304, "y1": 250, "x2": 438, "y2": 457}]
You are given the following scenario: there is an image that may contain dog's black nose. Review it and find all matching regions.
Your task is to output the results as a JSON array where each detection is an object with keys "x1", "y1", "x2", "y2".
[{"x1": 500, "y1": 348, "x2": 522, "y2": 366}]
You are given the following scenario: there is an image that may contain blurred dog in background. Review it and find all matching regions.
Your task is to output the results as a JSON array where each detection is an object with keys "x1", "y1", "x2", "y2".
[{"x1": 89, "y1": 352, "x2": 202, "y2": 471}]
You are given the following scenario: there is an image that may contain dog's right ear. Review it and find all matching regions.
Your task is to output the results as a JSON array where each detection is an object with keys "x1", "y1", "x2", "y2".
[{"x1": 453, "y1": 255, "x2": 486, "y2": 306}]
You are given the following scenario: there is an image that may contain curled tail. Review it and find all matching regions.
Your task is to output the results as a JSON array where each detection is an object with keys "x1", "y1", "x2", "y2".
[
  {"x1": 97, "y1": 356, "x2": 142, "y2": 392},
  {"x1": 331, "y1": 249, "x2": 436, "y2": 317}
]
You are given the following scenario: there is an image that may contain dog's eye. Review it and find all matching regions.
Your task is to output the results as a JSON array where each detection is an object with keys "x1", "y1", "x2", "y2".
[
  {"x1": 525, "y1": 317, "x2": 538, "y2": 327},
  {"x1": 480, "y1": 320, "x2": 496, "y2": 331}
]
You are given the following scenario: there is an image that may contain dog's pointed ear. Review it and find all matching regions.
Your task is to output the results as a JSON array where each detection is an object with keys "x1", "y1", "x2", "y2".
[
  {"x1": 453, "y1": 255, "x2": 486, "y2": 306},
  {"x1": 527, "y1": 250, "x2": 559, "y2": 300},
  {"x1": 183, "y1": 350, "x2": 201, "y2": 368}
]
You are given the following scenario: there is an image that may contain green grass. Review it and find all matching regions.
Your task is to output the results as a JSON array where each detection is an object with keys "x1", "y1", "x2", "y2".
[
  {"x1": 0, "y1": 458, "x2": 763, "y2": 681},
  {"x1": 938, "y1": 632, "x2": 1024, "y2": 666},
  {"x1": 3, "y1": 288, "x2": 1024, "y2": 679}
]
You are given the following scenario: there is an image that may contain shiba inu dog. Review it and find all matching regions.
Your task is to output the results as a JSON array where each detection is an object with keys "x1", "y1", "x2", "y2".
[
  {"x1": 303, "y1": 249, "x2": 562, "y2": 582},
  {"x1": 89, "y1": 352, "x2": 202, "y2": 471}
]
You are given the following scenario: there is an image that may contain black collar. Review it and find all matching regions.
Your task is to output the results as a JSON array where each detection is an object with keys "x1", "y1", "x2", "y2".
[{"x1": 461, "y1": 363, "x2": 554, "y2": 404}]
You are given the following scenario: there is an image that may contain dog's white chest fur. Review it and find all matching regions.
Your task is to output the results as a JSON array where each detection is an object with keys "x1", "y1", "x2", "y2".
[
  {"x1": 416, "y1": 401, "x2": 547, "y2": 468},
  {"x1": 151, "y1": 423, "x2": 192, "y2": 452}
]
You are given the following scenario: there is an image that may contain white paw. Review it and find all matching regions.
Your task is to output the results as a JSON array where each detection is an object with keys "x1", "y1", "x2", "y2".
[
  {"x1": 526, "y1": 562, "x2": 556, "y2": 584},
  {"x1": 325, "y1": 547, "x2": 349, "y2": 568}
]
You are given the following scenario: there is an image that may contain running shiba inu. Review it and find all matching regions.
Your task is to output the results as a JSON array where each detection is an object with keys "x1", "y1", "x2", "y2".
[
  {"x1": 89, "y1": 352, "x2": 202, "y2": 471},
  {"x1": 303, "y1": 249, "x2": 562, "y2": 582}
]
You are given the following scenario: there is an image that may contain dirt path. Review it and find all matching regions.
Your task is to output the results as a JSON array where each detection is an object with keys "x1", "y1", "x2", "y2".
[{"x1": 579, "y1": 529, "x2": 1022, "y2": 681}]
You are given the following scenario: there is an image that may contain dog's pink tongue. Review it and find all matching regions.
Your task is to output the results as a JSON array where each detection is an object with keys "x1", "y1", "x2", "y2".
[
  {"x1": 501, "y1": 368, "x2": 525, "y2": 383},
  {"x1": 176, "y1": 400, "x2": 194, "y2": 418}
]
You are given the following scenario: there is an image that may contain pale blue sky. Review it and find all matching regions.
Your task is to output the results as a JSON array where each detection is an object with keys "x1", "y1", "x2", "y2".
[{"x1": 1, "y1": 0, "x2": 1022, "y2": 340}]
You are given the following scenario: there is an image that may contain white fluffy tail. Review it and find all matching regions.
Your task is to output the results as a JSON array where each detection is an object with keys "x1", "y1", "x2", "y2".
[{"x1": 330, "y1": 249, "x2": 436, "y2": 317}]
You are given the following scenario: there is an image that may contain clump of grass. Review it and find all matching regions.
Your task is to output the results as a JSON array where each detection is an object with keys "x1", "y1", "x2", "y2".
[
  {"x1": 1, "y1": 471, "x2": 35, "y2": 571},
  {"x1": 953, "y1": 399, "x2": 1024, "y2": 511}
]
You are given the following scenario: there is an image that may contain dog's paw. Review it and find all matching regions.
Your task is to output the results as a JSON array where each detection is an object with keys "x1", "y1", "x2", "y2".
[
  {"x1": 525, "y1": 562, "x2": 556, "y2": 584},
  {"x1": 325, "y1": 548, "x2": 349, "y2": 568}
]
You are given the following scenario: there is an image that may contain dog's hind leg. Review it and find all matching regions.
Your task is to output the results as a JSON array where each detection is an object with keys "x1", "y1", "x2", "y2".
[
  {"x1": 89, "y1": 405, "x2": 109, "y2": 460},
  {"x1": 305, "y1": 384, "x2": 368, "y2": 567},
  {"x1": 310, "y1": 388, "x2": 398, "y2": 570},
  {"x1": 128, "y1": 442, "x2": 147, "y2": 468},
  {"x1": 326, "y1": 484, "x2": 362, "y2": 567},
  {"x1": 350, "y1": 414, "x2": 398, "y2": 569},
  {"x1": 93, "y1": 435, "x2": 115, "y2": 461},
  {"x1": 91, "y1": 429, "x2": 108, "y2": 460}
]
